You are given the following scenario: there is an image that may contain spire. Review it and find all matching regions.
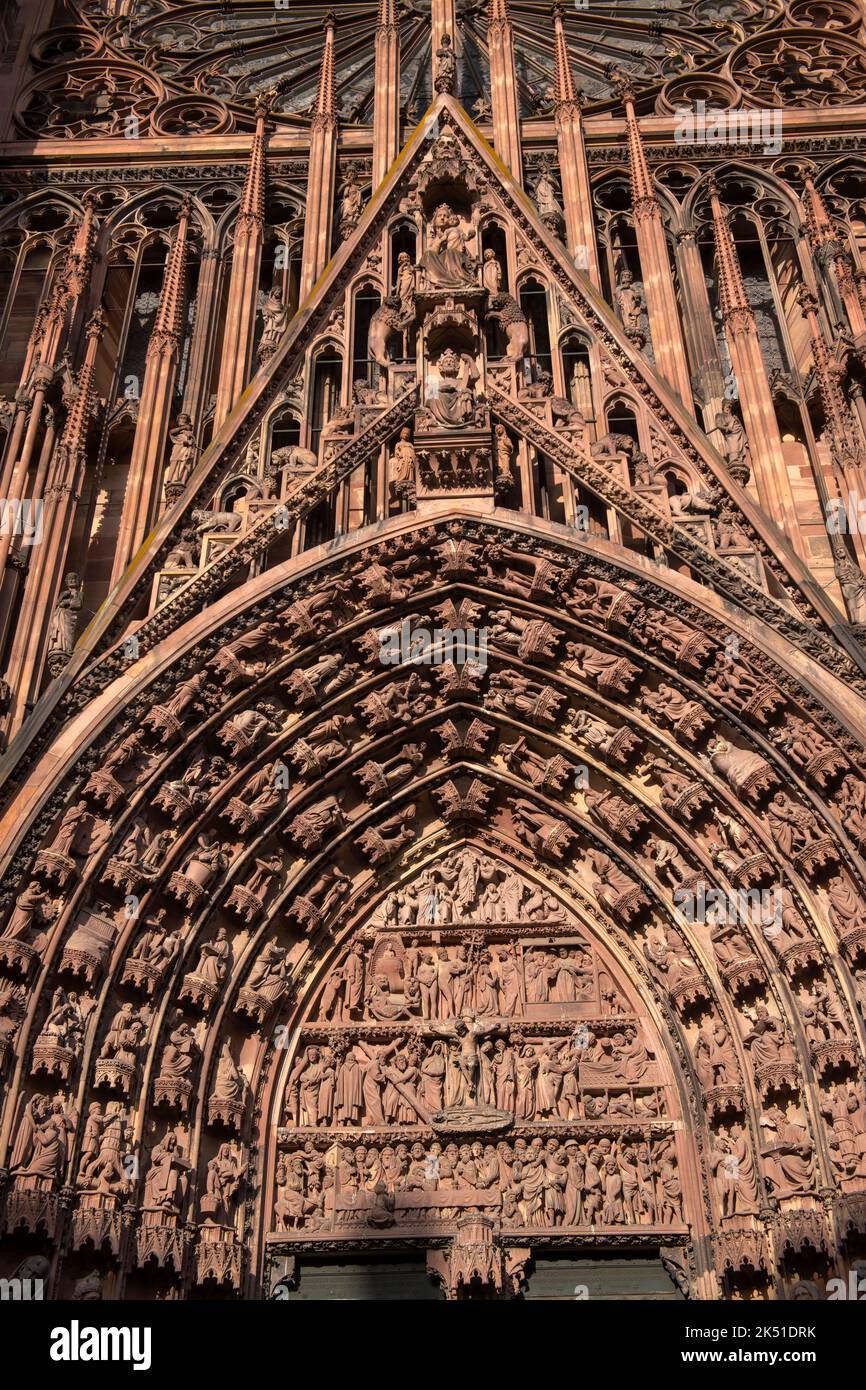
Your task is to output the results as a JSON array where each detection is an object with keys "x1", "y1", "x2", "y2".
[
  {"x1": 708, "y1": 180, "x2": 754, "y2": 332},
  {"x1": 37, "y1": 194, "x2": 98, "y2": 352},
  {"x1": 314, "y1": 11, "x2": 337, "y2": 125},
  {"x1": 489, "y1": 0, "x2": 511, "y2": 29},
  {"x1": 801, "y1": 171, "x2": 865, "y2": 335},
  {"x1": 148, "y1": 199, "x2": 191, "y2": 361},
  {"x1": 65, "y1": 194, "x2": 97, "y2": 300},
  {"x1": 377, "y1": 0, "x2": 397, "y2": 29},
  {"x1": 619, "y1": 84, "x2": 657, "y2": 223},
  {"x1": 797, "y1": 285, "x2": 858, "y2": 464},
  {"x1": 55, "y1": 307, "x2": 105, "y2": 464},
  {"x1": 236, "y1": 100, "x2": 269, "y2": 236},
  {"x1": 552, "y1": 3, "x2": 577, "y2": 108},
  {"x1": 802, "y1": 173, "x2": 836, "y2": 249}
]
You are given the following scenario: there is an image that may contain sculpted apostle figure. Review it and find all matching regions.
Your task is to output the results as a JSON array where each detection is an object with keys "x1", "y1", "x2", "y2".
[
  {"x1": 47, "y1": 573, "x2": 83, "y2": 661},
  {"x1": 390, "y1": 427, "x2": 417, "y2": 495},
  {"x1": 482, "y1": 248, "x2": 503, "y2": 295},
  {"x1": 192, "y1": 928, "x2": 230, "y2": 985},
  {"x1": 395, "y1": 250, "x2": 416, "y2": 322},
  {"x1": 258, "y1": 287, "x2": 290, "y2": 360},
  {"x1": 616, "y1": 268, "x2": 645, "y2": 342},
  {"x1": 165, "y1": 413, "x2": 196, "y2": 488}
]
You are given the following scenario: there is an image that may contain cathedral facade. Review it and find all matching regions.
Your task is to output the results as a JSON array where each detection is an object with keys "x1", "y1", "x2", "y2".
[{"x1": 0, "y1": 0, "x2": 866, "y2": 1301}]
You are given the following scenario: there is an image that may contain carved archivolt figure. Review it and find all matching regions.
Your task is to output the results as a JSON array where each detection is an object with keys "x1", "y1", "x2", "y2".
[
  {"x1": 143, "y1": 1133, "x2": 191, "y2": 1217},
  {"x1": 192, "y1": 928, "x2": 231, "y2": 985},
  {"x1": 710, "y1": 1125, "x2": 760, "y2": 1217},
  {"x1": 760, "y1": 1106, "x2": 817, "y2": 1199},
  {"x1": 3, "y1": 881, "x2": 56, "y2": 943},
  {"x1": 203, "y1": 1143, "x2": 245, "y2": 1225},
  {"x1": 12, "y1": 1094, "x2": 76, "y2": 1184},
  {"x1": 37, "y1": 987, "x2": 85, "y2": 1053}
]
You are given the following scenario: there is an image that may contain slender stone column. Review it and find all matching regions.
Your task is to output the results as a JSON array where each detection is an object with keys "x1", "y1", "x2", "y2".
[
  {"x1": 802, "y1": 174, "x2": 866, "y2": 340},
  {"x1": 110, "y1": 199, "x2": 191, "y2": 587},
  {"x1": 213, "y1": 97, "x2": 270, "y2": 433},
  {"x1": 181, "y1": 245, "x2": 220, "y2": 432},
  {"x1": 674, "y1": 225, "x2": 726, "y2": 430},
  {"x1": 708, "y1": 180, "x2": 805, "y2": 555},
  {"x1": 0, "y1": 196, "x2": 97, "y2": 578},
  {"x1": 551, "y1": 5, "x2": 599, "y2": 288},
  {"x1": 4, "y1": 306, "x2": 105, "y2": 733},
  {"x1": 373, "y1": 0, "x2": 400, "y2": 185},
  {"x1": 487, "y1": 0, "x2": 522, "y2": 182},
  {"x1": 618, "y1": 79, "x2": 693, "y2": 407}
]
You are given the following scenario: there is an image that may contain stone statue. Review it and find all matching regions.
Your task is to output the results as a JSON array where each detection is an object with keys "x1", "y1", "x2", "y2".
[
  {"x1": 616, "y1": 269, "x2": 645, "y2": 344},
  {"x1": 427, "y1": 347, "x2": 480, "y2": 427},
  {"x1": 338, "y1": 165, "x2": 364, "y2": 238},
  {"x1": 47, "y1": 573, "x2": 83, "y2": 662},
  {"x1": 486, "y1": 293, "x2": 529, "y2": 361},
  {"x1": 258, "y1": 287, "x2": 290, "y2": 361},
  {"x1": 368, "y1": 295, "x2": 405, "y2": 369},
  {"x1": 714, "y1": 401, "x2": 748, "y2": 473},
  {"x1": 418, "y1": 203, "x2": 476, "y2": 290},
  {"x1": 534, "y1": 164, "x2": 565, "y2": 238},
  {"x1": 395, "y1": 250, "x2": 416, "y2": 322},
  {"x1": 390, "y1": 426, "x2": 417, "y2": 498},
  {"x1": 482, "y1": 248, "x2": 503, "y2": 295},
  {"x1": 434, "y1": 31, "x2": 456, "y2": 93},
  {"x1": 164, "y1": 413, "x2": 196, "y2": 490}
]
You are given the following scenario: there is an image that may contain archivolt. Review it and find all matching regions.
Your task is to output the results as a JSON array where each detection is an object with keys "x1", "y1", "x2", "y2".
[{"x1": 1, "y1": 510, "x2": 866, "y2": 1298}]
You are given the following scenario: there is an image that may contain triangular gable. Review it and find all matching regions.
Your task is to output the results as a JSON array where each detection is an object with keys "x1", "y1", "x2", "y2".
[{"x1": 19, "y1": 92, "x2": 866, "y2": 746}]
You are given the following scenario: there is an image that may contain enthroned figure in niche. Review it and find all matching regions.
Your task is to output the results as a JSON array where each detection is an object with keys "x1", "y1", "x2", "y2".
[
  {"x1": 427, "y1": 347, "x2": 480, "y2": 427},
  {"x1": 418, "y1": 204, "x2": 476, "y2": 290}
]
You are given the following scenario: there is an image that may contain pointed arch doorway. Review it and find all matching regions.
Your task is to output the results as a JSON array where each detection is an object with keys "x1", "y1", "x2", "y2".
[{"x1": 258, "y1": 834, "x2": 707, "y2": 1300}]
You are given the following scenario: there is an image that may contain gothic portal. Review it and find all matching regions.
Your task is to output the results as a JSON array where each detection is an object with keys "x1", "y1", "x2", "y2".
[{"x1": 2, "y1": 0, "x2": 866, "y2": 1303}]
